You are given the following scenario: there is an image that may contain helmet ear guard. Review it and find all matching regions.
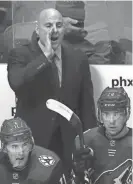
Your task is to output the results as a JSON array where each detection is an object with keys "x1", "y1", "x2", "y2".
[
  {"x1": 125, "y1": 106, "x2": 130, "y2": 123},
  {"x1": 0, "y1": 142, "x2": 5, "y2": 152},
  {"x1": 30, "y1": 136, "x2": 35, "y2": 151},
  {"x1": 97, "y1": 107, "x2": 103, "y2": 126}
]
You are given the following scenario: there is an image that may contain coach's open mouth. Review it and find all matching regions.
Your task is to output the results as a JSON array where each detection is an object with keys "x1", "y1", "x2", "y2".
[
  {"x1": 16, "y1": 157, "x2": 24, "y2": 161},
  {"x1": 51, "y1": 36, "x2": 58, "y2": 42}
]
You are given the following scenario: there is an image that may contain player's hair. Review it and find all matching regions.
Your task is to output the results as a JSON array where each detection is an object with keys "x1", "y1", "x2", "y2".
[
  {"x1": 0, "y1": 117, "x2": 34, "y2": 151},
  {"x1": 97, "y1": 87, "x2": 130, "y2": 126}
]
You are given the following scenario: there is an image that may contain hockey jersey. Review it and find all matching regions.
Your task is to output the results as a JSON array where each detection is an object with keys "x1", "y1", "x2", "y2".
[{"x1": 75, "y1": 126, "x2": 132, "y2": 184}]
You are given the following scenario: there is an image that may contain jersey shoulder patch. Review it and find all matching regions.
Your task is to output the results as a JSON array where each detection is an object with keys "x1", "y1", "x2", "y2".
[
  {"x1": 38, "y1": 155, "x2": 55, "y2": 167},
  {"x1": 34, "y1": 145, "x2": 60, "y2": 167}
]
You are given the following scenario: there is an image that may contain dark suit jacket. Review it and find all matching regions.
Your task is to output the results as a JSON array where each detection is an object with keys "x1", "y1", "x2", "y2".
[{"x1": 7, "y1": 35, "x2": 96, "y2": 168}]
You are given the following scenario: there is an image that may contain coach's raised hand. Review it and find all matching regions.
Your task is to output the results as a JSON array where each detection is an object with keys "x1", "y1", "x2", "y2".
[{"x1": 43, "y1": 29, "x2": 54, "y2": 60}]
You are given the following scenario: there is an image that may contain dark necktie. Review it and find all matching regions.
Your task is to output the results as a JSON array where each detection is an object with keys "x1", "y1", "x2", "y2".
[{"x1": 51, "y1": 54, "x2": 60, "y2": 88}]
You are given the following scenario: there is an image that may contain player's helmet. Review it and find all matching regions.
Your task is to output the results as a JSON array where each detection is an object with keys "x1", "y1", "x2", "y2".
[
  {"x1": 97, "y1": 87, "x2": 130, "y2": 123},
  {"x1": 0, "y1": 117, "x2": 34, "y2": 150}
]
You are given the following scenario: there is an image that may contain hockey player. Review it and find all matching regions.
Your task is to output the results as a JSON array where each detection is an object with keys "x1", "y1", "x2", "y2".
[
  {"x1": 0, "y1": 117, "x2": 66, "y2": 184},
  {"x1": 75, "y1": 87, "x2": 132, "y2": 184}
]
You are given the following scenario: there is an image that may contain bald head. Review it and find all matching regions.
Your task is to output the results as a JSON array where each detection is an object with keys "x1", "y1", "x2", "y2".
[{"x1": 38, "y1": 8, "x2": 63, "y2": 25}]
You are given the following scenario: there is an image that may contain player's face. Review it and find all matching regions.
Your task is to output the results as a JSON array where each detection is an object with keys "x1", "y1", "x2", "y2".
[
  {"x1": 6, "y1": 140, "x2": 32, "y2": 169},
  {"x1": 101, "y1": 110, "x2": 127, "y2": 136},
  {"x1": 37, "y1": 9, "x2": 64, "y2": 50}
]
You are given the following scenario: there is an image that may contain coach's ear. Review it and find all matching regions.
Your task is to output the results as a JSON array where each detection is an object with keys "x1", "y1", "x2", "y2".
[{"x1": 35, "y1": 22, "x2": 39, "y2": 36}]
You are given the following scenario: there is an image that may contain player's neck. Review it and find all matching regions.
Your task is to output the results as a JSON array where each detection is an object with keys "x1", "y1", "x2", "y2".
[{"x1": 105, "y1": 126, "x2": 129, "y2": 140}]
